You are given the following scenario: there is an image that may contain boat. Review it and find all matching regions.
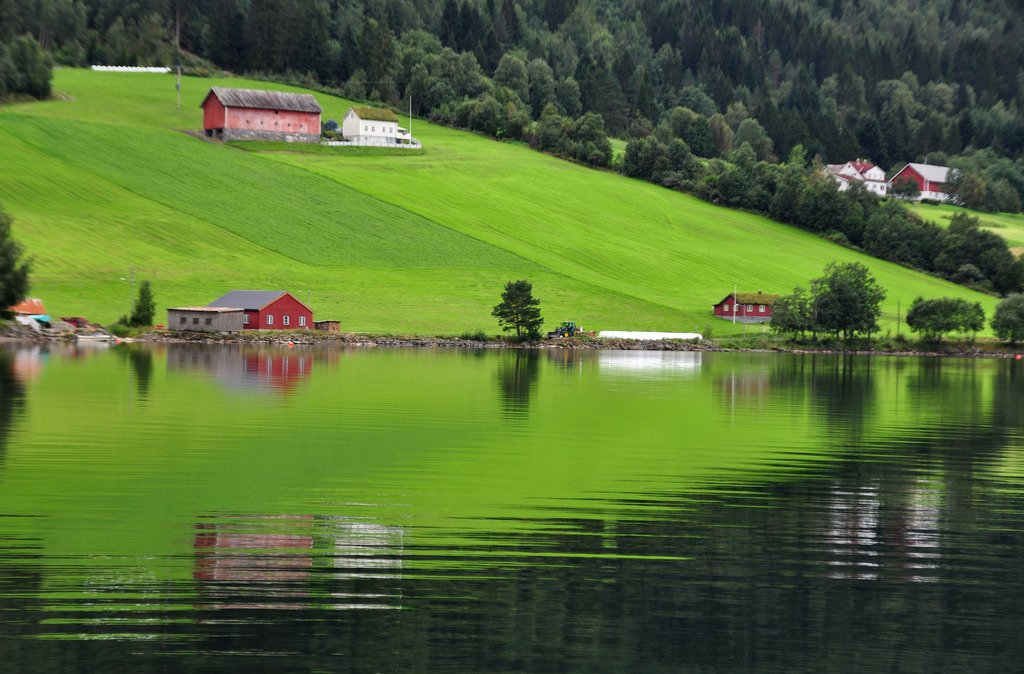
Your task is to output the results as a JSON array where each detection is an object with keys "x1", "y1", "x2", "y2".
[{"x1": 75, "y1": 333, "x2": 113, "y2": 343}]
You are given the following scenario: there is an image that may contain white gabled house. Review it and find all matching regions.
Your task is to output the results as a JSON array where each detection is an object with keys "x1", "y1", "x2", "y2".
[
  {"x1": 340, "y1": 106, "x2": 418, "y2": 147},
  {"x1": 824, "y1": 160, "x2": 889, "y2": 196}
]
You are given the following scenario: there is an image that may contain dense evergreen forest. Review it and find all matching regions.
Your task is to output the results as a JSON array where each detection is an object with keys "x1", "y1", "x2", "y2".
[
  {"x1": 3, "y1": 0, "x2": 1024, "y2": 289},
  {"x1": 4, "y1": 0, "x2": 1023, "y2": 165}
]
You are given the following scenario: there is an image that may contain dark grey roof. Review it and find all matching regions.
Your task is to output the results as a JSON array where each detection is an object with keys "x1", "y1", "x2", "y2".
[
  {"x1": 207, "y1": 290, "x2": 287, "y2": 310},
  {"x1": 202, "y1": 87, "x2": 322, "y2": 114}
]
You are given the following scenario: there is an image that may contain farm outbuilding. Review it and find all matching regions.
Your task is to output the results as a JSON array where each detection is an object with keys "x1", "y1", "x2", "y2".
[
  {"x1": 200, "y1": 87, "x2": 322, "y2": 143},
  {"x1": 891, "y1": 163, "x2": 952, "y2": 202},
  {"x1": 167, "y1": 307, "x2": 245, "y2": 333},
  {"x1": 206, "y1": 290, "x2": 313, "y2": 330},
  {"x1": 713, "y1": 292, "x2": 779, "y2": 324}
]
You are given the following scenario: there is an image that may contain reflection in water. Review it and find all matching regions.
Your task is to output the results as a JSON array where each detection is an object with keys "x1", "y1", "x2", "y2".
[
  {"x1": 1, "y1": 348, "x2": 1024, "y2": 669},
  {"x1": 115, "y1": 346, "x2": 154, "y2": 398},
  {"x1": 0, "y1": 350, "x2": 25, "y2": 465},
  {"x1": 496, "y1": 350, "x2": 540, "y2": 413},
  {"x1": 167, "y1": 344, "x2": 314, "y2": 393},
  {"x1": 193, "y1": 515, "x2": 404, "y2": 613},
  {"x1": 598, "y1": 350, "x2": 702, "y2": 378},
  {"x1": 195, "y1": 515, "x2": 315, "y2": 610}
]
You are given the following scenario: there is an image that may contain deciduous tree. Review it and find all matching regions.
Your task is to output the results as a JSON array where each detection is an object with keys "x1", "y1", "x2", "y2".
[{"x1": 992, "y1": 294, "x2": 1024, "y2": 344}]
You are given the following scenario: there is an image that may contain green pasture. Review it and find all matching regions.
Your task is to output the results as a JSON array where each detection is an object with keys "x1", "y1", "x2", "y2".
[
  {"x1": 0, "y1": 69, "x2": 1001, "y2": 334},
  {"x1": 908, "y1": 202, "x2": 1024, "y2": 251}
]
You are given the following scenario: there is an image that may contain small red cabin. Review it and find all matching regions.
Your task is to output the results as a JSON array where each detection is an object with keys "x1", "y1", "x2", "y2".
[
  {"x1": 200, "y1": 87, "x2": 322, "y2": 143},
  {"x1": 713, "y1": 292, "x2": 779, "y2": 324},
  {"x1": 207, "y1": 290, "x2": 313, "y2": 330}
]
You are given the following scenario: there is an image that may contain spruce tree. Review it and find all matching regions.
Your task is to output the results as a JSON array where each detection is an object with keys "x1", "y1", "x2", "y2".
[{"x1": 129, "y1": 280, "x2": 155, "y2": 327}]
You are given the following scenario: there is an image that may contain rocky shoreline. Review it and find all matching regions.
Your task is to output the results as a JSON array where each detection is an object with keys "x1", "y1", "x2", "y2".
[{"x1": 2, "y1": 323, "x2": 1021, "y2": 359}]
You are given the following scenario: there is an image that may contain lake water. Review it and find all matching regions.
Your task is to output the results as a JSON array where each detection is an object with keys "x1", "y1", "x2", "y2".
[{"x1": 0, "y1": 343, "x2": 1022, "y2": 671}]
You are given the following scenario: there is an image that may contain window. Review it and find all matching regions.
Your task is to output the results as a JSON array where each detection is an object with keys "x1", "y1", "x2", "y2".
[
  {"x1": 723, "y1": 303, "x2": 730, "y2": 312},
  {"x1": 180, "y1": 316, "x2": 186, "y2": 324},
  {"x1": 205, "y1": 317, "x2": 212, "y2": 325},
  {"x1": 759, "y1": 305, "x2": 765, "y2": 312},
  {"x1": 746, "y1": 305, "x2": 753, "y2": 312},
  {"x1": 193, "y1": 317, "x2": 199, "y2": 325},
  {"x1": 299, "y1": 316, "x2": 306, "y2": 327},
  {"x1": 267, "y1": 314, "x2": 274, "y2": 326},
  {"x1": 283, "y1": 315, "x2": 290, "y2": 327},
  {"x1": 243, "y1": 314, "x2": 249, "y2": 325}
]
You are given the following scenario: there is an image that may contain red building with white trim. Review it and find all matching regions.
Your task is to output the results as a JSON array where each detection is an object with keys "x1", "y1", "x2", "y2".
[
  {"x1": 207, "y1": 290, "x2": 313, "y2": 330},
  {"x1": 713, "y1": 292, "x2": 779, "y2": 324},
  {"x1": 890, "y1": 163, "x2": 952, "y2": 202},
  {"x1": 200, "y1": 87, "x2": 322, "y2": 143}
]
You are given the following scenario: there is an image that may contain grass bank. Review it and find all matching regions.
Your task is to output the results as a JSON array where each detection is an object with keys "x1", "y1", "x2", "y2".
[{"x1": 0, "y1": 68, "x2": 1001, "y2": 335}]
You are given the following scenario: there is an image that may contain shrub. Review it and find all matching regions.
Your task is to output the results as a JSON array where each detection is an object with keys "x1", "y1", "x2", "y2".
[{"x1": 992, "y1": 294, "x2": 1024, "y2": 344}]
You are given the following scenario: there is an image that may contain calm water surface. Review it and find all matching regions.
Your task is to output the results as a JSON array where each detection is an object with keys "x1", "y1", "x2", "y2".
[{"x1": 0, "y1": 344, "x2": 1022, "y2": 671}]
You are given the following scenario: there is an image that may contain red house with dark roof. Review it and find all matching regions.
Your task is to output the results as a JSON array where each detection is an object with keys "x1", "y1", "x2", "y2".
[
  {"x1": 207, "y1": 290, "x2": 313, "y2": 330},
  {"x1": 200, "y1": 87, "x2": 322, "y2": 143},
  {"x1": 713, "y1": 292, "x2": 779, "y2": 324}
]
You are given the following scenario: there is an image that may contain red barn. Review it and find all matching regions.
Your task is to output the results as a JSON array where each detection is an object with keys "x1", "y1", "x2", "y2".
[
  {"x1": 713, "y1": 292, "x2": 779, "y2": 324},
  {"x1": 200, "y1": 87, "x2": 322, "y2": 143},
  {"x1": 207, "y1": 290, "x2": 313, "y2": 330},
  {"x1": 890, "y1": 163, "x2": 952, "y2": 202}
]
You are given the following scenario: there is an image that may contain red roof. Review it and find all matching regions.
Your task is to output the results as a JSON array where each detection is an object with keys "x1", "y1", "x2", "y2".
[
  {"x1": 850, "y1": 161, "x2": 876, "y2": 173},
  {"x1": 8, "y1": 298, "x2": 45, "y2": 315}
]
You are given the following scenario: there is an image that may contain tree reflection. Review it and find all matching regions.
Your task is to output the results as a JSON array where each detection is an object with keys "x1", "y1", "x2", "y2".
[
  {"x1": 496, "y1": 350, "x2": 540, "y2": 414},
  {"x1": 117, "y1": 346, "x2": 154, "y2": 399},
  {"x1": 0, "y1": 349, "x2": 25, "y2": 466}
]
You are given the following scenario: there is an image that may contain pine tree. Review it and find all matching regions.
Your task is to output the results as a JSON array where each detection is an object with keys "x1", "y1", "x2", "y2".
[
  {"x1": 129, "y1": 280, "x2": 155, "y2": 327},
  {"x1": 492, "y1": 279, "x2": 543, "y2": 340},
  {"x1": 0, "y1": 206, "x2": 30, "y2": 315}
]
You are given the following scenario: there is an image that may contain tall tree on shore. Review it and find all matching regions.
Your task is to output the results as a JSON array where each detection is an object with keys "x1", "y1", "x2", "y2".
[
  {"x1": 129, "y1": 280, "x2": 155, "y2": 327},
  {"x1": 0, "y1": 206, "x2": 31, "y2": 315},
  {"x1": 492, "y1": 279, "x2": 543, "y2": 340}
]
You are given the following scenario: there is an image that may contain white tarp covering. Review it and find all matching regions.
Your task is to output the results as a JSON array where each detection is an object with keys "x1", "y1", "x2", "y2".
[
  {"x1": 598, "y1": 331, "x2": 702, "y2": 341},
  {"x1": 91, "y1": 65, "x2": 171, "y2": 73}
]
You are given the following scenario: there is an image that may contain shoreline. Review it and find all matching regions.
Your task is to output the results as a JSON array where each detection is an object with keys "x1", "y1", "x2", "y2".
[{"x1": 2, "y1": 326, "x2": 1022, "y2": 360}]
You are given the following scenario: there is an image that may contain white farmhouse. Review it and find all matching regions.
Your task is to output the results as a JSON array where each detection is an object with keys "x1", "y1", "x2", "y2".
[
  {"x1": 824, "y1": 160, "x2": 889, "y2": 196},
  {"x1": 341, "y1": 106, "x2": 415, "y2": 146}
]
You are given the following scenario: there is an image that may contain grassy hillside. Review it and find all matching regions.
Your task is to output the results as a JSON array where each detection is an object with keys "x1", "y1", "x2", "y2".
[
  {"x1": 908, "y1": 202, "x2": 1024, "y2": 252},
  {"x1": 0, "y1": 69, "x2": 1001, "y2": 334}
]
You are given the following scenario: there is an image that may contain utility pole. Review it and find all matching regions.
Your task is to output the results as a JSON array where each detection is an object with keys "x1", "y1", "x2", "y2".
[
  {"x1": 175, "y1": 0, "x2": 182, "y2": 112},
  {"x1": 896, "y1": 299, "x2": 901, "y2": 338},
  {"x1": 408, "y1": 95, "x2": 413, "y2": 144}
]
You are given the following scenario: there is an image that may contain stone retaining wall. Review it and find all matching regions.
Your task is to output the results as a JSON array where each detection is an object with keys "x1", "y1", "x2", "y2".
[{"x1": 220, "y1": 129, "x2": 319, "y2": 144}]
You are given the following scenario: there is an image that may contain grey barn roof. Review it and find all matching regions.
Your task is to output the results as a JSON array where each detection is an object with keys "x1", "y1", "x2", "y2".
[
  {"x1": 202, "y1": 87, "x2": 322, "y2": 114},
  {"x1": 207, "y1": 290, "x2": 287, "y2": 310}
]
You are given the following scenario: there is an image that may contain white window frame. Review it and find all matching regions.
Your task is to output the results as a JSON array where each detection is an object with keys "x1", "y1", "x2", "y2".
[
  {"x1": 243, "y1": 314, "x2": 249, "y2": 325},
  {"x1": 299, "y1": 316, "x2": 306, "y2": 327},
  {"x1": 759, "y1": 305, "x2": 765, "y2": 312},
  {"x1": 746, "y1": 304, "x2": 753, "y2": 312},
  {"x1": 283, "y1": 315, "x2": 290, "y2": 327},
  {"x1": 267, "y1": 314, "x2": 274, "y2": 326},
  {"x1": 723, "y1": 303, "x2": 730, "y2": 312}
]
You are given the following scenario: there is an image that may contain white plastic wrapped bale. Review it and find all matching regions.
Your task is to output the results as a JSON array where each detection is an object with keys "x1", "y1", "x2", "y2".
[
  {"x1": 597, "y1": 331, "x2": 702, "y2": 341},
  {"x1": 91, "y1": 65, "x2": 171, "y2": 73}
]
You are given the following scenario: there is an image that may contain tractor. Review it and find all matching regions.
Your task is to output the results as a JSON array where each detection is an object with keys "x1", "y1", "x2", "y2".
[{"x1": 547, "y1": 321, "x2": 583, "y2": 338}]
